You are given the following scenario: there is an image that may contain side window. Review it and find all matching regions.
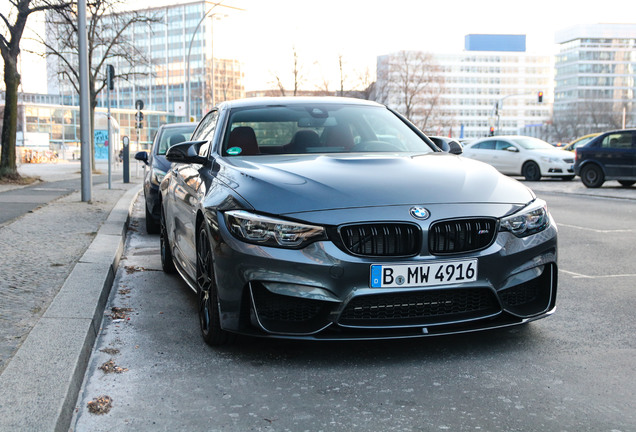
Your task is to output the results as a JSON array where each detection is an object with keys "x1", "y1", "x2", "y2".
[
  {"x1": 191, "y1": 111, "x2": 218, "y2": 142},
  {"x1": 601, "y1": 133, "x2": 634, "y2": 149},
  {"x1": 475, "y1": 140, "x2": 496, "y2": 150},
  {"x1": 495, "y1": 140, "x2": 516, "y2": 151},
  {"x1": 192, "y1": 111, "x2": 219, "y2": 157}
]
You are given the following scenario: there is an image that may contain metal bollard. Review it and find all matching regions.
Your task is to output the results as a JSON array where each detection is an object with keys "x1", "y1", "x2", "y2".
[{"x1": 122, "y1": 136, "x2": 130, "y2": 183}]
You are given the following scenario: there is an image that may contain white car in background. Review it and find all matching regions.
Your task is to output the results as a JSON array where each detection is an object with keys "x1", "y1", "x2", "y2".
[{"x1": 462, "y1": 136, "x2": 575, "y2": 181}]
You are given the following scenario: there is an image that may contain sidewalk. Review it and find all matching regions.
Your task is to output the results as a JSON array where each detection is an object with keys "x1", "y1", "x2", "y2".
[{"x1": 0, "y1": 161, "x2": 142, "y2": 431}]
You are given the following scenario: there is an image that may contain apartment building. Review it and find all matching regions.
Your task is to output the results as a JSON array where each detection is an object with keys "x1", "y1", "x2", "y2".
[{"x1": 377, "y1": 35, "x2": 553, "y2": 139}]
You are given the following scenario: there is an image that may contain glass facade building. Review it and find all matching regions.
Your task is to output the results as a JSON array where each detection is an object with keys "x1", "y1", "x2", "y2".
[
  {"x1": 377, "y1": 38, "x2": 552, "y2": 139},
  {"x1": 554, "y1": 24, "x2": 636, "y2": 140},
  {"x1": 42, "y1": 0, "x2": 244, "y2": 151}
]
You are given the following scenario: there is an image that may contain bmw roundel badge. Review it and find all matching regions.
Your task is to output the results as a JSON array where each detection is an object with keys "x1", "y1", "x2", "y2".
[{"x1": 409, "y1": 206, "x2": 430, "y2": 220}]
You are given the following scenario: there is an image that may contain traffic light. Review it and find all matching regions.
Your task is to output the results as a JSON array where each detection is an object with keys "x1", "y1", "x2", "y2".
[
  {"x1": 537, "y1": 91, "x2": 543, "y2": 103},
  {"x1": 107, "y1": 65, "x2": 115, "y2": 91},
  {"x1": 489, "y1": 126, "x2": 495, "y2": 136}
]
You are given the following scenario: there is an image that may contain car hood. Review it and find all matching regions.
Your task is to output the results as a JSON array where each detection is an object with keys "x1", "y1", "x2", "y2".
[
  {"x1": 529, "y1": 148, "x2": 573, "y2": 158},
  {"x1": 216, "y1": 153, "x2": 534, "y2": 215}
]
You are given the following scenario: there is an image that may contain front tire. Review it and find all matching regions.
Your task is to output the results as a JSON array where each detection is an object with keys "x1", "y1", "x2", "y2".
[
  {"x1": 522, "y1": 161, "x2": 541, "y2": 181},
  {"x1": 580, "y1": 164, "x2": 604, "y2": 188},
  {"x1": 561, "y1": 175, "x2": 575, "y2": 181},
  {"x1": 160, "y1": 208, "x2": 176, "y2": 273},
  {"x1": 196, "y1": 225, "x2": 235, "y2": 346}
]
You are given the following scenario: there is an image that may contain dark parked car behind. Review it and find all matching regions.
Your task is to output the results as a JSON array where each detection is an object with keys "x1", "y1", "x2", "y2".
[
  {"x1": 160, "y1": 97, "x2": 558, "y2": 346},
  {"x1": 574, "y1": 129, "x2": 636, "y2": 188},
  {"x1": 135, "y1": 122, "x2": 197, "y2": 233}
]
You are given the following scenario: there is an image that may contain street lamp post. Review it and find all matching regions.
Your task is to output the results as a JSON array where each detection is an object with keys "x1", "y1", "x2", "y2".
[{"x1": 185, "y1": 6, "x2": 226, "y2": 122}]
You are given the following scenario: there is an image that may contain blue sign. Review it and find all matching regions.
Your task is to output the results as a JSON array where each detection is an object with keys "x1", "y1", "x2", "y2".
[{"x1": 94, "y1": 129, "x2": 108, "y2": 160}]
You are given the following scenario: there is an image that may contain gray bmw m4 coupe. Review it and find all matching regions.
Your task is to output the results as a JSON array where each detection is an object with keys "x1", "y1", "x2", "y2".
[{"x1": 160, "y1": 97, "x2": 557, "y2": 346}]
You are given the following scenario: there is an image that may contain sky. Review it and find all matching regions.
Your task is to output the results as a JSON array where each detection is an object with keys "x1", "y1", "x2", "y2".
[{"x1": 7, "y1": 0, "x2": 636, "y2": 93}]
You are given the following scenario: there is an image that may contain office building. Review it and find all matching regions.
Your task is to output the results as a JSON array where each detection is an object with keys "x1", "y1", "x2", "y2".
[
  {"x1": 377, "y1": 35, "x2": 553, "y2": 139},
  {"x1": 554, "y1": 23, "x2": 636, "y2": 140}
]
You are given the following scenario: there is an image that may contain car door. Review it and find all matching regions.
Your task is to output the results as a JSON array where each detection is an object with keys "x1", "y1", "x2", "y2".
[
  {"x1": 171, "y1": 111, "x2": 219, "y2": 278},
  {"x1": 465, "y1": 139, "x2": 498, "y2": 167},
  {"x1": 494, "y1": 139, "x2": 522, "y2": 174},
  {"x1": 593, "y1": 131, "x2": 636, "y2": 178}
]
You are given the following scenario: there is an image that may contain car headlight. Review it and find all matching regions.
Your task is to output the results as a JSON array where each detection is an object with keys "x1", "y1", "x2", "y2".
[
  {"x1": 540, "y1": 156, "x2": 559, "y2": 163},
  {"x1": 500, "y1": 199, "x2": 550, "y2": 237},
  {"x1": 225, "y1": 210, "x2": 327, "y2": 248},
  {"x1": 151, "y1": 168, "x2": 167, "y2": 185}
]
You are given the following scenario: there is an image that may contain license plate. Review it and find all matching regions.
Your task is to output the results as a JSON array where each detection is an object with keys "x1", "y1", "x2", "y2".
[{"x1": 370, "y1": 259, "x2": 477, "y2": 288}]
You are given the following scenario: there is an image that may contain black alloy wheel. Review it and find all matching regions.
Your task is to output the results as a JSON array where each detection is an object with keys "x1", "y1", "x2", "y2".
[
  {"x1": 580, "y1": 164, "x2": 604, "y2": 188},
  {"x1": 145, "y1": 204, "x2": 160, "y2": 234},
  {"x1": 159, "y1": 208, "x2": 176, "y2": 273},
  {"x1": 618, "y1": 180, "x2": 635, "y2": 187},
  {"x1": 522, "y1": 161, "x2": 541, "y2": 181},
  {"x1": 196, "y1": 225, "x2": 235, "y2": 346}
]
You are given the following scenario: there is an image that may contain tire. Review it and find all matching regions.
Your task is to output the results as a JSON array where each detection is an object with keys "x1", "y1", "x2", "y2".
[
  {"x1": 522, "y1": 161, "x2": 541, "y2": 181},
  {"x1": 561, "y1": 175, "x2": 575, "y2": 181},
  {"x1": 618, "y1": 180, "x2": 635, "y2": 187},
  {"x1": 580, "y1": 164, "x2": 605, "y2": 188},
  {"x1": 145, "y1": 204, "x2": 160, "y2": 234},
  {"x1": 196, "y1": 225, "x2": 235, "y2": 346},
  {"x1": 159, "y1": 208, "x2": 176, "y2": 273}
]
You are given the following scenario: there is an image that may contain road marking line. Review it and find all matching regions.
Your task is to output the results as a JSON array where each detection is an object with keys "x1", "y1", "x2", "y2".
[
  {"x1": 561, "y1": 269, "x2": 636, "y2": 279},
  {"x1": 558, "y1": 223, "x2": 633, "y2": 233}
]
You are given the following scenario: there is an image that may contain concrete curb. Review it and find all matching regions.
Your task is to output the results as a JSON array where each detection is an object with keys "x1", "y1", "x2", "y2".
[{"x1": 0, "y1": 184, "x2": 142, "y2": 432}]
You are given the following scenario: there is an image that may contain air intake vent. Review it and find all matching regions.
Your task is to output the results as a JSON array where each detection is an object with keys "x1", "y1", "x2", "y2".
[
  {"x1": 429, "y1": 218, "x2": 496, "y2": 255},
  {"x1": 339, "y1": 223, "x2": 420, "y2": 257}
]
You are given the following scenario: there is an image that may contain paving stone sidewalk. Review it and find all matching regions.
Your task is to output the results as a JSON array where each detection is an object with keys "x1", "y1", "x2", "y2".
[{"x1": 0, "y1": 181, "x2": 140, "y2": 374}]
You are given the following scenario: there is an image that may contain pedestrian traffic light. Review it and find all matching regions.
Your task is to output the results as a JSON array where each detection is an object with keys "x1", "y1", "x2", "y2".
[{"x1": 538, "y1": 91, "x2": 543, "y2": 103}]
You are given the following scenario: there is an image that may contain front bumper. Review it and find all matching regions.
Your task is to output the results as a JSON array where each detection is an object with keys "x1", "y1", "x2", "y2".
[{"x1": 210, "y1": 206, "x2": 558, "y2": 340}]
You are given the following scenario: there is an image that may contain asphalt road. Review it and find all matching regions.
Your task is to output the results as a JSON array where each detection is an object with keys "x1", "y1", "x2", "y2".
[
  {"x1": 0, "y1": 173, "x2": 116, "y2": 226},
  {"x1": 71, "y1": 184, "x2": 636, "y2": 432}
]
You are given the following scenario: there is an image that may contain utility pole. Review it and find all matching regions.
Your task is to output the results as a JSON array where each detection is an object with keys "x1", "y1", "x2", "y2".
[{"x1": 78, "y1": 0, "x2": 92, "y2": 201}]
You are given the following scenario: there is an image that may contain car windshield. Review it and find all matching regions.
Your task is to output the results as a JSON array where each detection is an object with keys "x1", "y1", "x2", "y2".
[
  {"x1": 513, "y1": 137, "x2": 555, "y2": 150},
  {"x1": 221, "y1": 104, "x2": 435, "y2": 156},
  {"x1": 156, "y1": 125, "x2": 196, "y2": 155}
]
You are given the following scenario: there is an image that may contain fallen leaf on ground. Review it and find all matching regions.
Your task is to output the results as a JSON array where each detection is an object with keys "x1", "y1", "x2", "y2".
[
  {"x1": 87, "y1": 395, "x2": 112, "y2": 414},
  {"x1": 99, "y1": 359, "x2": 128, "y2": 374}
]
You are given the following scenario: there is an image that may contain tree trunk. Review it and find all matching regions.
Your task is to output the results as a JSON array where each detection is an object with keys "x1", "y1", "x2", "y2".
[{"x1": 0, "y1": 60, "x2": 20, "y2": 177}]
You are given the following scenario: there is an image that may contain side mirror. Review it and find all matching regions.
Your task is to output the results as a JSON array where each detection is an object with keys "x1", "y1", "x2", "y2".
[
  {"x1": 505, "y1": 146, "x2": 519, "y2": 153},
  {"x1": 165, "y1": 140, "x2": 209, "y2": 165},
  {"x1": 134, "y1": 151, "x2": 149, "y2": 165},
  {"x1": 448, "y1": 141, "x2": 463, "y2": 155}
]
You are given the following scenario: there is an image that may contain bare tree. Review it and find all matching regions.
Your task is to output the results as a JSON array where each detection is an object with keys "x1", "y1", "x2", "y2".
[
  {"x1": 292, "y1": 46, "x2": 302, "y2": 96},
  {"x1": 0, "y1": 0, "x2": 68, "y2": 179},
  {"x1": 338, "y1": 54, "x2": 345, "y2": 97},
  {"x1": 270, "y1": 46, "x2": 304, "y2": 97},
  {"x1": 377, "y1": 51, "x2": 445, "y2": 130},
  {"x1": 40, "y1": 0, "x2": 156, "y2": 169}
]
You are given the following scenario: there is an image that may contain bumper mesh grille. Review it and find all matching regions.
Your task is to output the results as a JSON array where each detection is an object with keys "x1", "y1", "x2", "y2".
[
  {"x1": 429, "y1": 218, "x2": 496, "y2": 254},
  {"x1": 339, "y1": 288, "x2": 499, "y2": 327},
  {"x1": 339, "y1": 223, "x2": 420, "y2": 257}
]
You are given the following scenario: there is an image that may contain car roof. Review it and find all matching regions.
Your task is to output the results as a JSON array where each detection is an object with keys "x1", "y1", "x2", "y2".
[
  {"x1": 159, "y1": 122, "x2": 197, "y2": 129},
  {"x1": 217, "y1": 96, "x2": 384, "y2": 110}
]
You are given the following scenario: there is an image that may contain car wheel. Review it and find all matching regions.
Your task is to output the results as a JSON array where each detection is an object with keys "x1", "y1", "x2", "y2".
[
  {"x1": 159, "y1": 208, "x2": 176, "y2": 273},
  {"x1": 196, "y1": 225, "x2": 235, "y2": 346},
  {"x1": 580, "y1": 165, "x2": 604, "y2": 188},
  {"x1": 522, "y1": 161, "x2": 541, "y2": 181},
  {"x1": 618, "y1": 180, "x2": 635, "y2": 187},
  {"x1": 561, "y1": 175, "x2": 575, "y2": 181},
  {"x1": 145, "y1": 204, "x2": 160, "y2": 234}
]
